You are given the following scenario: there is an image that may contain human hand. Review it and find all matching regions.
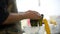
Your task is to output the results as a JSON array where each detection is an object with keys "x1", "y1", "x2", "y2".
[{"x1": 25, "y1": 10, "x2": 41, "y2": 20}]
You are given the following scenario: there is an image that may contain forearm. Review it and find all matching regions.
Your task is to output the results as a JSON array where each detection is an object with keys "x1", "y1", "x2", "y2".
[{"x1": 3, "y1": 13, "x2": 26, "y2": 25}]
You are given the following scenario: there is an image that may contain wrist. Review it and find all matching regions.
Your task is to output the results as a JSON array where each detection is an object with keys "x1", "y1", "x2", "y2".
[{"x1": 18, "y1": 12, "x2": 27, "y2": 19}]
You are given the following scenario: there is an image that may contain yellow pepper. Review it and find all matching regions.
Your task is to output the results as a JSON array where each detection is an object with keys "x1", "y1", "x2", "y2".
[{"x1": 43, "y1": 19, "x2": 51, "y2": 34}]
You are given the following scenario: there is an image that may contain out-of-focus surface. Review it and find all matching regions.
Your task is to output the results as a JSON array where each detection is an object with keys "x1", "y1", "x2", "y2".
[
  {"x1": 50, "y1": 16, "x2": 60, "y2": 34},
  {"x1": 20, "y1": 17, "x2": 60, "y2": 34}
]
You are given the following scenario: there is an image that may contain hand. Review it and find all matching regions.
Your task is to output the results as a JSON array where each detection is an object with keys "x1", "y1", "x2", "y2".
[{"x1": 25, "y1": 10, "x2": 41, "y2": 20}]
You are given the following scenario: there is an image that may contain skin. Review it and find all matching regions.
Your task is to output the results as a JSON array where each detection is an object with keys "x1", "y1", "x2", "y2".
[
  {"x1": 1, "y1": 0, "x2": 41, "y2": 25},
  {"x1": 3, "y1": 10, "x2": 41, "y2": 25}
]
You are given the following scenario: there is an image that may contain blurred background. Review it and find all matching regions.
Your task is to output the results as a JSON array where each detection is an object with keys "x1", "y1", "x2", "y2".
[
  {"x1": 16, "y1": 0, "x2": 60, "y2": 20},
  {"x1": 15, "y1": 0, "x2": 60, "y2": 34}
]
